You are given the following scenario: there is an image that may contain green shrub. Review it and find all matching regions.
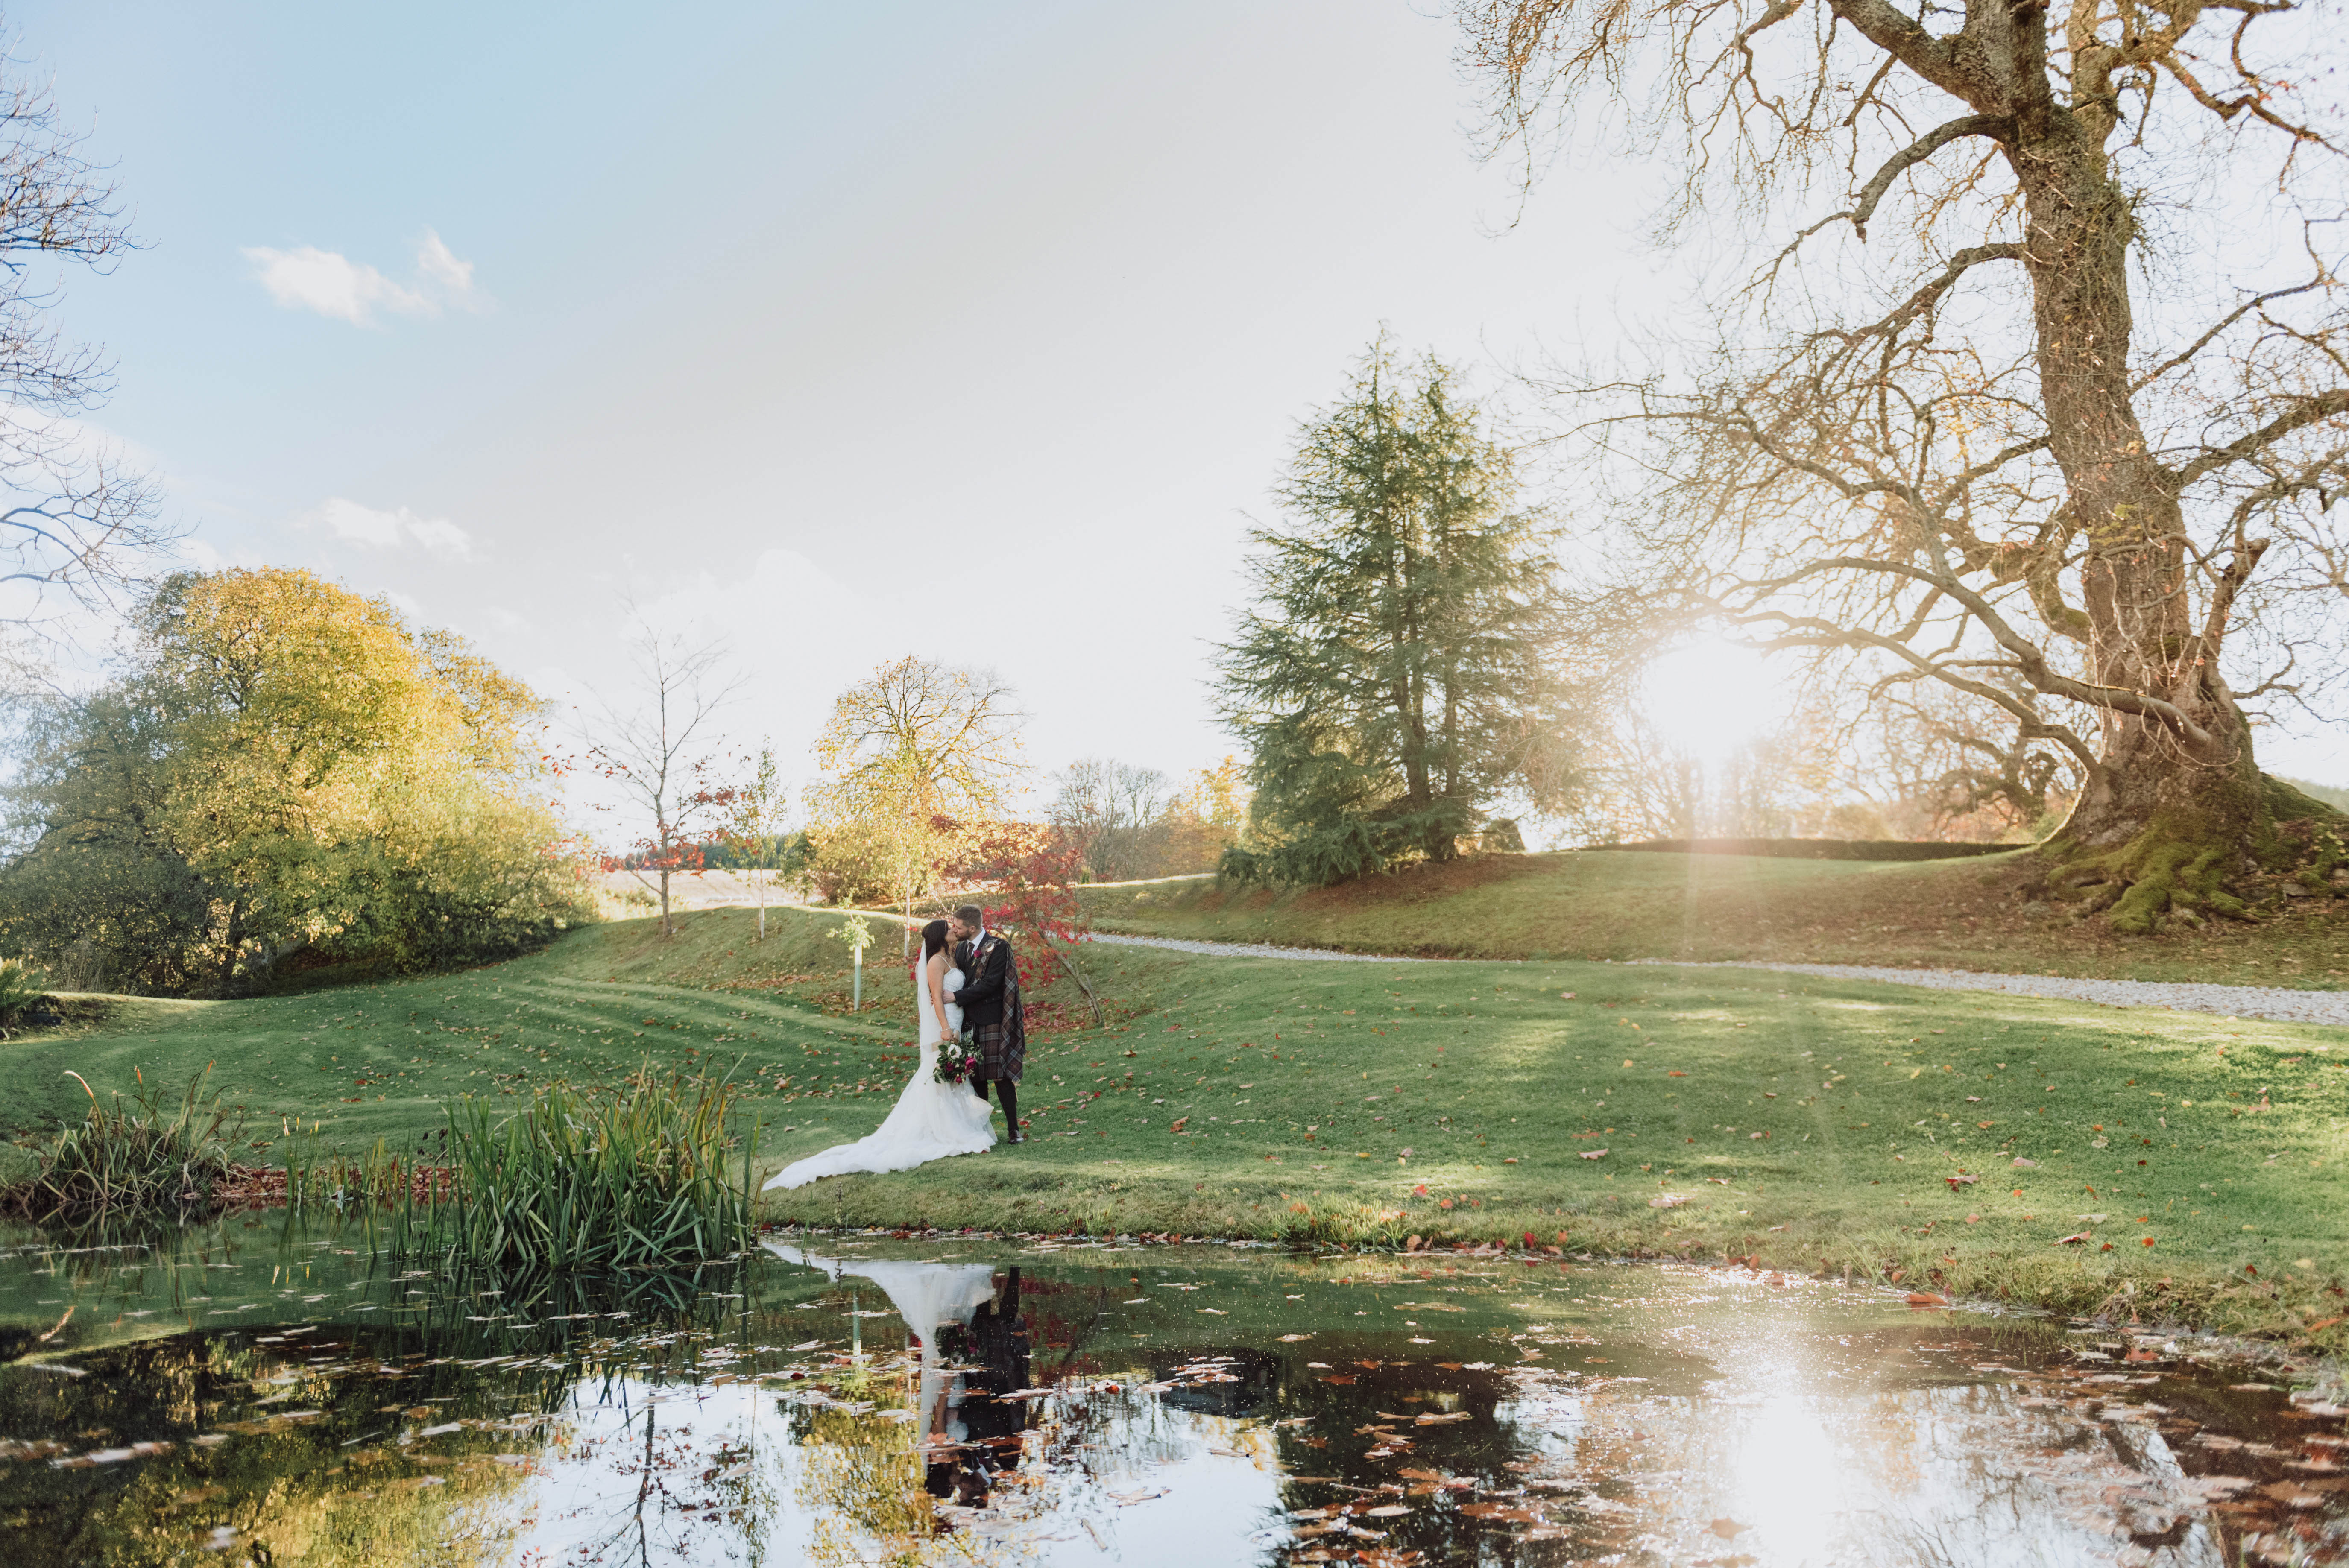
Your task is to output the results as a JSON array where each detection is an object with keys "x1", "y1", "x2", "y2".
[{"x1": 0, "y1": 957, "x2": 49, "y2": 1026}]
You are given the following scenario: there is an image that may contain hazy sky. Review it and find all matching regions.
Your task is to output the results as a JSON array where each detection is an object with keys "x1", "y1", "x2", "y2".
[{"x1": 10, "y1": 0, "x2": 2345, "y2": 822}]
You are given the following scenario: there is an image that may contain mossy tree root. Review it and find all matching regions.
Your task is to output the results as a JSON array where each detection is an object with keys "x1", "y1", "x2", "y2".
[{"x1": 2041, "y1": 772, "x2": 2344, "y2": 936}]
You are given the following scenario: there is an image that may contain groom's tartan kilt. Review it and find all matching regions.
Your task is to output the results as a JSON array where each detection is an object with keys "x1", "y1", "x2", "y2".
[{"x1": 970, "y1": 1021, "x2": 1024, "y2": 1083}]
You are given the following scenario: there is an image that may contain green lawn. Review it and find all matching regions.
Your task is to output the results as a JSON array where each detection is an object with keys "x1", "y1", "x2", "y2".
[
  {"x1": 1078, "y1": 849, "x2": 2349, "y2": 987},
  {"x1": 3, "y1": 903, "x2": 2343, "y2": 1343}
]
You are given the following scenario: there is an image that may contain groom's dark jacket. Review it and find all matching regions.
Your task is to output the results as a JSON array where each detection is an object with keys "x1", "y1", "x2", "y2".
[{"x1": 954, "y1": 932, "x2": 1015, "y2": 1026}]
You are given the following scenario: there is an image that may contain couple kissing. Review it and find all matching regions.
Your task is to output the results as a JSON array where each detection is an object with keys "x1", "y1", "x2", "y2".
[{"x1": 764, "y1": 903, "x2": 1028, "y2": 1191}]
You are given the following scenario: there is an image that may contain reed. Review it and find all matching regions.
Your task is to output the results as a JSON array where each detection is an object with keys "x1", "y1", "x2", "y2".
[
  {"x1": 272, "y1": 1126, "x2": 456, "y2": 1211},
  {"x1": 1, "y1": 1066, "x2": 240, "y2": 1216},
  {"x1": 397, "y1": 1066, "x2": 754, "y2": 1270}
]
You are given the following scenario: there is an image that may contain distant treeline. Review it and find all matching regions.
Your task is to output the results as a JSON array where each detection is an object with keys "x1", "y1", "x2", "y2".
[{"x1": 609, "y1": 833, "x2": 812, "y2": 873}]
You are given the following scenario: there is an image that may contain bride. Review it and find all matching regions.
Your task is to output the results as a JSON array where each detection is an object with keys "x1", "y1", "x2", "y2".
[{"x1": 763, "y1": 918, "x2": 996, "y2": 1189}]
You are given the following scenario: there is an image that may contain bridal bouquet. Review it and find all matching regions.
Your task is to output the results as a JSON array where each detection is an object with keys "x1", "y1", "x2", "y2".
[{"x1": 934, "y1": 1034, "x2": 981, "y2": 1087}]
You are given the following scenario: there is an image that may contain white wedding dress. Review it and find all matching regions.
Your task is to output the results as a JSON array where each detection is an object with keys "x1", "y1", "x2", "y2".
[{"x1": 763, "y1": 956, "x2": 996, "y2": 1189}]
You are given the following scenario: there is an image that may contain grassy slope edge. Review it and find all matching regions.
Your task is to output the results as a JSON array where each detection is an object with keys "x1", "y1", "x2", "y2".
[
  {"x1": 0, "y1": 902, "x2": 2340, "y2": 1346},
  {"x1": 1078, "y1": 848, "x2": 2349, "y2": 986}
]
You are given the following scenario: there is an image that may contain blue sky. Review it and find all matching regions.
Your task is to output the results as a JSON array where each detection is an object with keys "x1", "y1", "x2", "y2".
[
  {"x1": 10, "y1": 0, "x2": 2343, "y2": 819},
  {"x1": 18, "y1": 0, "x2": 1678, "y2": 804}
]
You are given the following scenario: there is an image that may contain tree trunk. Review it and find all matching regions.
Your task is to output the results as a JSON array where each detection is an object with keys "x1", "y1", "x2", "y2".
[
  {"x1": 658, "y1": 865, "x2": 672, "y2": 938},
  {"x1": 2003, "y1": 99, "x2": 2316, "y2": 930}
]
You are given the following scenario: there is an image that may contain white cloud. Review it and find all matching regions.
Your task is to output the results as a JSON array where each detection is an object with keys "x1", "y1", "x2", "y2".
[
  {"x1": 413, "y1": 231, "x2": 482, "y2": 305},
  {"x1": 242, "y1": 229, "x2": 487, "y2": 326},
  {"x1": 305, "y1": 497, "x2": 476, "y2": 559}
]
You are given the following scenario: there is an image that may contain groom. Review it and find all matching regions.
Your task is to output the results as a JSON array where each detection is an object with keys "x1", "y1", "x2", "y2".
[{"x1": 947, "y1": 904, "x2": 1025, "y2": 1145}]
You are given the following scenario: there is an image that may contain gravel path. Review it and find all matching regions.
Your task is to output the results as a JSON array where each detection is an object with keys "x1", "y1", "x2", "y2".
[{"x1": 1087, "y1": 932, "x2": 2349, "y2": 1027}]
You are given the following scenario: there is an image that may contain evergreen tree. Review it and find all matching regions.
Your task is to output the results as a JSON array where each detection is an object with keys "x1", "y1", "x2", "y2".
[{"x1": 1216, "y1": 341, "x2": 1578, "y2": 885}]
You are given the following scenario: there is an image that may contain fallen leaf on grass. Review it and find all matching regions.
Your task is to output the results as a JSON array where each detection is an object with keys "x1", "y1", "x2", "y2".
[
  {"x1": 1945, "y1": 1174, "x2": 1978, "y2": 1189},
  {"x1": 1278, "y1": 1333, "x2": 1314, "y2": 1342},
  {"x1": 2055, "y1": 1232, "x2": 2092, "y2": 1245},
  {"x1": 1650, "y1": 1193, "x2": 1691, "y2": 1208},
  {"x1": 1579, "y1": 1149, "x2": 1608, "y2": 1161}
]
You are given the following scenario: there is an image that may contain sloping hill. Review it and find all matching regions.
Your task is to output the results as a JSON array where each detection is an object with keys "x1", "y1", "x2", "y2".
[{"x1": 1079, "y1": 849, "x2": 2349, "y2": 987}]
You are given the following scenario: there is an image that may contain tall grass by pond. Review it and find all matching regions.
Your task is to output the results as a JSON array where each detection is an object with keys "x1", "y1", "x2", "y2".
[
  {"x1": 0, "y1": 1066, "x2": 239, "y2": 1217},
  {"x1": 386, "y1": 1069, "x2": 756, "y2": 1271}
]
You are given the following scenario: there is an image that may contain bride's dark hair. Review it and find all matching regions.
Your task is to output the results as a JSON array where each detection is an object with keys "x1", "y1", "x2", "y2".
[{"x1": 921, "y1": 918, "x2": 950, "y2": 959}]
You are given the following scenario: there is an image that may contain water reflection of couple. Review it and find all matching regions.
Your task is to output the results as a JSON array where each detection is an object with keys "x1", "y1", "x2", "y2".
[{"x1": 764, "y1": 1243, "x2": 1034, "y2": 1512}]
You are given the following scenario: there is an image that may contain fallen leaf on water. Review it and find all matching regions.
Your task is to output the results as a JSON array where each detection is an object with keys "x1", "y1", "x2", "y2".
[
  {"x1": 1363, "y1": 1504, "x2": 1414, "y2": 1517},
  {"x1": 1905, "y1": 1291, "x2": 1950, "y2": 1307},
  {"x1": 1710, "y1": 1518, "x2": 1751, "y2": 1539},
  {"x1": 1459, "y1": 1503, "x2": 1540, "y2": 1523}
]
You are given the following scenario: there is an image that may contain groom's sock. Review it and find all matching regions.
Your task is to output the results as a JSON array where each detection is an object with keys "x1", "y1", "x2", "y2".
[
  {"x1": 996, "y1": 1080, "x2": 1017, "y2": 1132},
  {"x1": 971, "y1": 1074, "x2": 989, "y2": 1101}
]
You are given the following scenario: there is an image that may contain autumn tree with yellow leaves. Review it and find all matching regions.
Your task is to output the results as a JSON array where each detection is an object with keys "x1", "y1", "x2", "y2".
[{"x1": 0, "y1": 568, "x2": 591, "y2": 993}]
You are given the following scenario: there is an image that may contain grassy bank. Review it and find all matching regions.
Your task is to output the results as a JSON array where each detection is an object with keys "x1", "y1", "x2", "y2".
[
  {"x1": 2, "y1": 903, "x2": 2343, "y2": 1343},
  {"x1": 1078, "y1": 850, "x2": 2349, "y2": 987}
]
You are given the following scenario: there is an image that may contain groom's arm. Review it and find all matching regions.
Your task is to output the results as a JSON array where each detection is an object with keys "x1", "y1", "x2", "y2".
[{"x1": 955, "y1": 941, "x2": 1009, "y2": 1005}]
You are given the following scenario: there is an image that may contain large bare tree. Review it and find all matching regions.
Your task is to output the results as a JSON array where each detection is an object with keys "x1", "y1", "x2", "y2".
[
  {"x1": 0, "y1": 60, "x2": 172, "y2": 632},
  {"x1": 1456, "y1": 0, "x2": 2349, "y2": 930}
]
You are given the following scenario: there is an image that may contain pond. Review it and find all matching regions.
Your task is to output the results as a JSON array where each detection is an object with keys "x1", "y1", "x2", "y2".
[{"x1": 0, "y1": 1219, "x2": 2343, "y2": 1566}]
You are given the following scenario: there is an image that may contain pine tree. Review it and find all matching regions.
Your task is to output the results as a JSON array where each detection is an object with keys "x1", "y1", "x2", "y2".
[{"x1": 1216, "y1": 341, "x2": 1578, "y2": 885}]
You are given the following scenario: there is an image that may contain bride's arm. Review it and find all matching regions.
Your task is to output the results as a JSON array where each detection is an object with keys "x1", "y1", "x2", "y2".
[{"x1": 926, "y1": 951, "x2": 952, "y2": 1025}]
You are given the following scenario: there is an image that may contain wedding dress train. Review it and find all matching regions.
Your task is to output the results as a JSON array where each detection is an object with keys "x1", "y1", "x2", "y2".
[{"x1": 762, "y1": 957, "x2": 996, "y2": 1189}]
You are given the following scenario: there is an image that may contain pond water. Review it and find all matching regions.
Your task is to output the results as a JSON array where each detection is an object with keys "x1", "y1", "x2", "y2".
[{"x1": 1, "y1": 1219, "x2": 2343, "y2": 1567}]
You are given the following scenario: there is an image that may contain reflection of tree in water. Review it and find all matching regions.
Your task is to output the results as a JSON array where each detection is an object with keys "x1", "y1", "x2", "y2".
[
  {"x1": 0, "y1": 1334, "x2": 532, "y2": 1568},
  {"x1": 0, "y1": 1251, "x2": 759, "y2": 1568}
]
